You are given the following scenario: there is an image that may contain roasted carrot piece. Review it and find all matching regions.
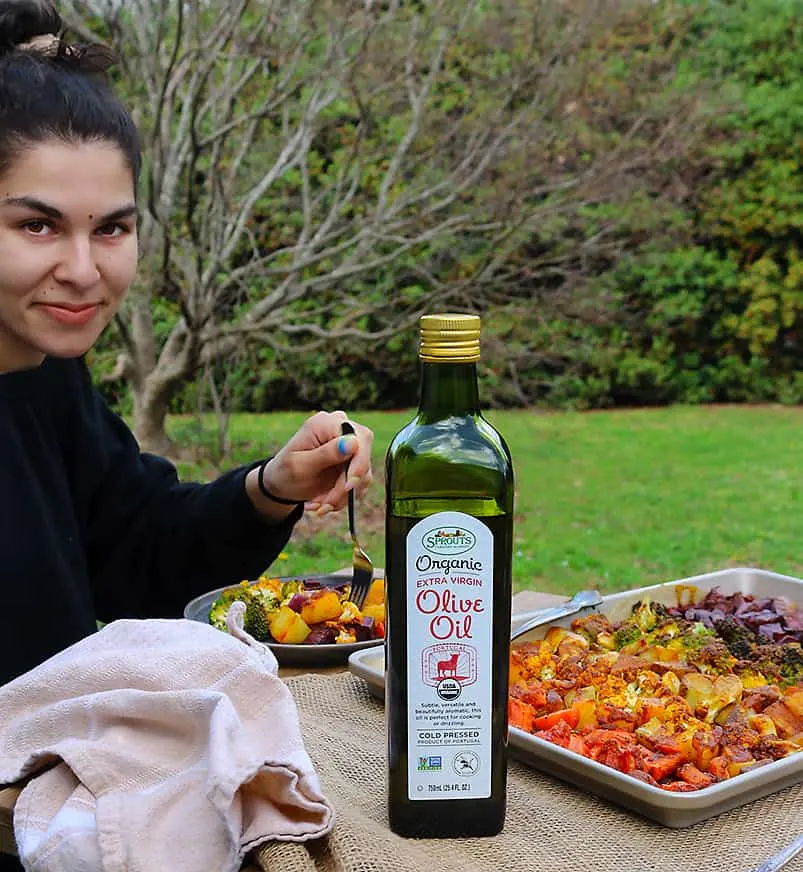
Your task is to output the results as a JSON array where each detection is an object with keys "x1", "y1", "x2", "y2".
[
  {"x1": 677, "y1": 763, "x2": 716, "y2": 789},
  {"x1": 508, "y1": 697, "x2": 536, "y2": 732},
  {"x1": 708, "y1": 756, "x2": 730, "y2": 780},
  {"x1": 532, "y1": 707, "x2": 580, "y2": 731},
  {"x1": 567, "y1": 734, "x2": 587, "y2": 756},
  {"x1": 637, "y1": 750, "x2": 684, "y2": 782}
]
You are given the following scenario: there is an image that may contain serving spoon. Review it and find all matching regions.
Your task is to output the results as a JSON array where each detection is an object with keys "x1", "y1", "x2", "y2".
[{"x1": 510, "y1": 589, "x2": 603, "y2": 641}]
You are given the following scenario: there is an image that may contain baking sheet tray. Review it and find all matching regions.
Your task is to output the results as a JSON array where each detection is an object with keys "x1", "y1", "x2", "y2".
[{"x1": 347, "y1": 566, "x2": 803, "y2": 828}]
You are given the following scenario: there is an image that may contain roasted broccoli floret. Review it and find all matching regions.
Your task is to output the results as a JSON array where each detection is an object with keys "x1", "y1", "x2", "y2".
[
  {"x1": 208, "y1": 581, "x2": 278, "y2": 638},
  {"x1": 714, "y1": 616, "x2": 757, "y2": 661},
  {"x1": 244, "y1": 597, "x2": 272, "y2": 641},
  {"x1": 685, "y1": 636, "x2": 736, "y2": 675},
  {"x1": 610, "y1": 600, "x2": 674, "y2": 649},
  {"x1": 778, "y1": 643, "x2": 803, "y2": 686},
  {"x1": 611, "y1": 624, "x2": 643, "y2": 650},
  {"x1": 745, "y1": 643, "x2": 803, "y2": 686},
  {"x1": 208, "y1": 581, "x2": 252, "y2": 631},
  {"x1": 632, "y1": 599, "x2": 670, "y2": 633},
  {"x1": 681, "y1": 622, "x2": 718, "y2": 650},
  {"x1": 242, "y1": 587, "x2": 280, "y2": 641}
]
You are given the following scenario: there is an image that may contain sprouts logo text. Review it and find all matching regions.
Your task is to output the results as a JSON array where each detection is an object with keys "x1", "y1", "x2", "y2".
[{"x1": 421, "y1": 527, "x2": 476, "y2": 556}]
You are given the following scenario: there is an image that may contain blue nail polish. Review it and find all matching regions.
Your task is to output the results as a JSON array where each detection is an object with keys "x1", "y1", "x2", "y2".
[{"x1": 338, "y1": 436, "x2": 352, "y2": 456}]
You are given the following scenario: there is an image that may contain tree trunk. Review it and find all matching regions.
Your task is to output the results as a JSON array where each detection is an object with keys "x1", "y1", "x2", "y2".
[
  {"x1": 132, "y1": 375, "x2": 178, "y2": 456},
  {"x1": 128, "y1": 303, "x2": 196, "y2": 455}
]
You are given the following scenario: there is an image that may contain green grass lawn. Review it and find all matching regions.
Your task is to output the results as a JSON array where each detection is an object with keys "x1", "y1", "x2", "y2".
[{"x1": 167, "y1": 405, "x2": 803, "y2": 595}]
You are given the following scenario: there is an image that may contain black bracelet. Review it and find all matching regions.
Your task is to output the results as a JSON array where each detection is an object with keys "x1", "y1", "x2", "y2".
[{"x1": 257, "y1": 459, "x2": 304, "y2": 506}]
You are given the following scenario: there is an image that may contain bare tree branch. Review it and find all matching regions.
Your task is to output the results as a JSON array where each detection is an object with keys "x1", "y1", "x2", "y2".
[{"x1": 59, "y1": 0, "x2": 702, "y2": 451}]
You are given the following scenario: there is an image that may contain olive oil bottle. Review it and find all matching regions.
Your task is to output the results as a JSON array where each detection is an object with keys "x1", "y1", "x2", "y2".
[{"x1": 385, "y1": 313, "x2": 514, "y2": 838}]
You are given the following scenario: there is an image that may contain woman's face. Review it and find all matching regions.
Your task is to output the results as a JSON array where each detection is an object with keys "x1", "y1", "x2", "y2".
[{"x1": 0, "y1": 139, "x2": 138, "y2": 373}]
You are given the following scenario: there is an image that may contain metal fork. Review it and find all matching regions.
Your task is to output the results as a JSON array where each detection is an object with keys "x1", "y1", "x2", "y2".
[{"x1": 341, "y1": 422, "x2": 373, "y2": 610}]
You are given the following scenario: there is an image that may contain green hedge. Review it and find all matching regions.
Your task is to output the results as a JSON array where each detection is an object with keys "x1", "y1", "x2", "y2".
[{"x1": 593, "y1": 0, "x2": 803, "y2": 406}]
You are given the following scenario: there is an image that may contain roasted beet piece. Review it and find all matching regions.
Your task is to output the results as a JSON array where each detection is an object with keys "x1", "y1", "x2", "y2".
[
  {"x1": 286, "y1": 593, "x2": 308, "y2": 613},
  {"x1": 350, "y1": 617, "x2": 375, "y2": 642},
  {"x1": 304, "y1": 624, "x2": 338, "y2": 645}
]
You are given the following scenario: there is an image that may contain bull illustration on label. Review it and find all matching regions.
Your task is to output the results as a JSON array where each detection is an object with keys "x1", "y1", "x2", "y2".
[
  {"x1": 421, "y1": 643, "x2": 477, "y2": 688},
  {"x1": 436, "y1": 651, "x2": 460, "y2": 679}
]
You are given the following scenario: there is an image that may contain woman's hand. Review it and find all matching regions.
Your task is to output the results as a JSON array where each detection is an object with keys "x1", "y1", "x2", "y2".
[{"x1": 245, "y1": 410, "x2": 374, "y2": 521}]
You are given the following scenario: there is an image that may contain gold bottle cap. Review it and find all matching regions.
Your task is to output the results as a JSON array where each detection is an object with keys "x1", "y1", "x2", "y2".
[{"x1": 419, "y1": 313, "x2": 480, "y2": 362}]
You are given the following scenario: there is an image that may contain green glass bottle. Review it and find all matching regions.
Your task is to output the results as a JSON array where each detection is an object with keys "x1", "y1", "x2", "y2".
[{"x1": 384, "y1": 313, "x2": 514, "y2": 838}]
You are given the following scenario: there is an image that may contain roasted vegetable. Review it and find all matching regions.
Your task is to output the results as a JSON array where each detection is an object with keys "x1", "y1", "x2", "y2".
[
  {"x1": 363, "y1": 578, "x2": 385, "y2": 607},
  {"x1": 509, "y1": 588, "x2": 803, "y2": 792},
  {"x1": 684, "y1": 636, "x2": 736, "y2": 675},
  {"x1": 632, "y1": 599, "x2": 663, "y2": 633},
  {"x1": 269, "y1": 605, "x2": 311, "y2": 644},
  {"x1": 207, "y1": 575, "x2": 386, "y2": 645},
  {"x1": 300, "y1": 589, "x2": 344, "y2": 625},
  {"x1": 750, "y1": 642, "x2": 803, "y2": 688},
  {"x1": 208, "y1": 581, "x2": 251, "y2": 631},
  {"x1": 612, "y1": 624, "x2": 642, "y2": 650},
  {"x1": 714, "y1": 616, "x2": 756, "y2": 660},
  {"x1": 244, "y1": 596, "x2": 272, "y2": 641},
  {"x1": 779, "y1": 644, "x2": 803, "y2": 685},
  {"x1": 362, "y1": 603, "x2": 385, "y2": 624},
  {"x1": 208, "y1": 580, "x2": 278, "y2": 636},
  {"x1": 305, "y1": 624, "x2": 338, "y2": 645},
  {"x1": 667, "y1": 587, "x2": 803, "y2": 645}
]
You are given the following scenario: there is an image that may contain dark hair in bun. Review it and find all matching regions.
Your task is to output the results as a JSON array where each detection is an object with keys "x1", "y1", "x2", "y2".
[
  {"x1": 0, "y1": 0, "x2": 140, "y2": 185},
  {"x1": 0, "y1": 0, "x2": 60, "y2": 55}
]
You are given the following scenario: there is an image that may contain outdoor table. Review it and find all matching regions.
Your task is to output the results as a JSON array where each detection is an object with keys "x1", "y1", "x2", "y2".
[
  {"x1": 4, "y1": 589, "x2": 801, "y2": 872},
  {"x1": 0, "y1": 589, "x2": 567, "y2": 864}
]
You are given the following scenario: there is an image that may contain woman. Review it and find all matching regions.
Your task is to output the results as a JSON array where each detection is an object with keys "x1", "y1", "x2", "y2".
[{"x1": 0, "y1": 0, "x2": 374, "y2": 690}]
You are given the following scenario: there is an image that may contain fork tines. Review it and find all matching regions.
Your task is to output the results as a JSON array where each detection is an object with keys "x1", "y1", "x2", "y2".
[{"x1": 349, "y1": 556, "x2": 373, "y2": 610}]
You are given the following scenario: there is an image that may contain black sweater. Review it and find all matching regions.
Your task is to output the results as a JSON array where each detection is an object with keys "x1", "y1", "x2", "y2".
[{"x1": 0, "y1": 357, "x2": 301, "y2": 686}]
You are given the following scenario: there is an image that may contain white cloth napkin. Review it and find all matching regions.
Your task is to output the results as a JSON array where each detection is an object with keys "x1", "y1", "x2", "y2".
[{"x1": 0, "y1": 610, "x2": 334, "y2": 872}]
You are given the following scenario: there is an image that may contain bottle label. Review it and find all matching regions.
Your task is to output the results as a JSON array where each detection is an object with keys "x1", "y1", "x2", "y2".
[{"x1": 405, "y1": 511, "x2": 493, "y2": 800}]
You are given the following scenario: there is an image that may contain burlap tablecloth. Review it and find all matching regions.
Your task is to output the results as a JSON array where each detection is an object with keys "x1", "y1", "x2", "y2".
[{"x1": 253, "y1": 672, "x2": 803, "y2": 872}]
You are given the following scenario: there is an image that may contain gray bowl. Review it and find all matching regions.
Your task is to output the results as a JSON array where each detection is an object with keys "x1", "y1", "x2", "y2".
[{"x1": 183, "y1": 574, "x2": 383, "y2": 666}]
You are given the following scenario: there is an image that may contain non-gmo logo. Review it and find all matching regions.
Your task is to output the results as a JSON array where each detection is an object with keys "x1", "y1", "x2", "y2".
[{"x1": 422, "y1": 527, "x2": 476, "y2": 555}]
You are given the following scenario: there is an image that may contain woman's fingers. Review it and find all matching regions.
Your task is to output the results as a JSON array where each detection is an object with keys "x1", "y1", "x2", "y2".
[{"x1": 268, "y1": 412, "x2": 374, "y2": 511}]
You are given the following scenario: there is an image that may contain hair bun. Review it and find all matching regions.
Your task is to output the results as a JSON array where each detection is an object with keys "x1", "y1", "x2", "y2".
[
  {"x1": 0, "y1": 1, "x2": 114, "y2": 74},
  {"x1": 56, "y1": 40, "x2": 115, "y2": 74},
  {"x1": 0, "y1": 0, "x2": 62, "y2": 56}
]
